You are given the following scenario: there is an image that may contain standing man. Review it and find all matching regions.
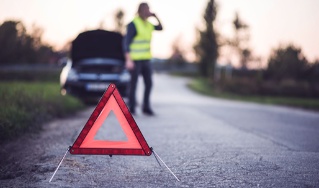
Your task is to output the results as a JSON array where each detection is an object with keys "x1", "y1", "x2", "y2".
[{"x1": 124, "y1": 2, "x2": 163, "y2": 116}]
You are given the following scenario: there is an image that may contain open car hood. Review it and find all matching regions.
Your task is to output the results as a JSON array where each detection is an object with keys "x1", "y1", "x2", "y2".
[{"x1": 71, "y1": 30, "x2": 125, "y2": 64}]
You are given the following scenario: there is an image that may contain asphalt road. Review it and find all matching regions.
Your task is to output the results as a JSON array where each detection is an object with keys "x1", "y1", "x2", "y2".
[{"x1": 1, "y1": 73, "x2": 319, "y2": 187}]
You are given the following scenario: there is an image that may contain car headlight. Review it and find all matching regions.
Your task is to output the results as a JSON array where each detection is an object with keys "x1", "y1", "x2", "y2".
[
  {"x1": 67, "y1": 68, "x2": 78, "y2": 81},
  {"x1": 119, "y1": 71, "x2": 131, "y2": 82}
]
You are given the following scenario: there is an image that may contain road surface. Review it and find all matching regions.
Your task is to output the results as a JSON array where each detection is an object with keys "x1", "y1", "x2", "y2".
[{"x1": 1, "y1": 73, "x2": 319, "y2": 187}]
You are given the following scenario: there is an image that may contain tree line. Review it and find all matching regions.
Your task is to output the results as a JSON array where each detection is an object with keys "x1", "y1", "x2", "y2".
[
  {"x1": 194, "y1": 0, "x2": 319, "y2": 84},
  {"x1": 0, "y1": 8, "x2": 126, "y2": 65},
  {"x1": 191, "y1": 0, "x2": 319, "y2": 98},
  {"x1": 0, "y1": 20, "x2": 58, "y2": 64}
]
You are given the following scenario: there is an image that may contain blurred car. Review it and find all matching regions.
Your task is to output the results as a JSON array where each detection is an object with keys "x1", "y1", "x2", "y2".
[{"x1": 60, "y1": 29, "x2": 130, "y2": 102}]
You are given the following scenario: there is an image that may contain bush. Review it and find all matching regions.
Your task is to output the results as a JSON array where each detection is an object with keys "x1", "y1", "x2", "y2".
[
  {"x1": 266, "y1": 44, "x2": 308, "y2": 81},
  {"x1": 222, "y1": 78, "x2": 259, "y2": 95},
  {"x1": 218, "y1": 77, "x2": 319, "y2": 98},
  {"x1": 0, "y1": 69, "x2": 60, "y2": 82}
]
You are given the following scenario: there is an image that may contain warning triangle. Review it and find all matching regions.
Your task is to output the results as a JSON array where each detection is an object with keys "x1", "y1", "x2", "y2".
[{"x1": 70, "y1": 84, "x2": 152, "y2": 156}]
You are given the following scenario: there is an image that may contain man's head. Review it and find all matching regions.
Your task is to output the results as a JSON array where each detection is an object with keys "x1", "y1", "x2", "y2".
[{"x1": 137, "y1": 2, "x2": 152, "y2": 19}]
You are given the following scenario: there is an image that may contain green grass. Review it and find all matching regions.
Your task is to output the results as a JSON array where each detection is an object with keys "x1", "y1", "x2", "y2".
[
  {"x1": 188, "y1": 77, "x2": 319, "y2": 111},
  {"x1": 170, "y1": 71, "x2": 199, "y2": 78},
  {"x1": 0, "y1": 81, "x2": 84, "y2": 142}
]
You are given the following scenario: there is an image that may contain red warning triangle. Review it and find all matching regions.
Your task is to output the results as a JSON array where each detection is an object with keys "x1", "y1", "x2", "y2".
[{"x1": 70, "y1": 84, "x2": 152, "y2": 156}]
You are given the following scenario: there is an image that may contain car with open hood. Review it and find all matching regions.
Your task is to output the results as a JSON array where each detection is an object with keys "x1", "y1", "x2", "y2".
[{"x1": 60, "y1": 29, "x2": 130, "y2": 102}]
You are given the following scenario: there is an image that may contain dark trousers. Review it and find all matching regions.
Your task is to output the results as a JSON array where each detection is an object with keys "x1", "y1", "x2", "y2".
[{"x1": 129, "y1": 60, "x2": 153, "y2": 111}]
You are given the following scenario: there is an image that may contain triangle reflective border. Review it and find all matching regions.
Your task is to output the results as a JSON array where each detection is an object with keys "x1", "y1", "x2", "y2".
[{"x1": 70, "y1": 83, "x2": 152, "y2": 156}]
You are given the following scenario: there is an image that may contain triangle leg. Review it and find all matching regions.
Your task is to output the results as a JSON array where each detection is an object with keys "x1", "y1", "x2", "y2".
[{"x1": 151, "y1": 148, "x2": 180, "y2": 182}]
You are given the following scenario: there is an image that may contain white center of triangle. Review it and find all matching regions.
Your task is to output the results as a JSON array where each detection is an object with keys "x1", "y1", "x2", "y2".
[{"x1": 80, "y1": 95, "x2": 142, "y2": 149}]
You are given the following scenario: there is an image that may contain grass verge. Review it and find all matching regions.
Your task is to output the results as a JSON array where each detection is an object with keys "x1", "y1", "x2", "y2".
[
  {"x1": 0, "y1": 81, "x2": 84, "y2": 142},
  {"x1": 188, "y1": 77, "x2": 319, "y2": 111}
]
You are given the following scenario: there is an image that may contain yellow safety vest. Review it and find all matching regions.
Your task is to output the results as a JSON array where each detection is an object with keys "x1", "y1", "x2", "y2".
[{"x1": 129, "y1": 17, "x2": 154, "y2": 60}]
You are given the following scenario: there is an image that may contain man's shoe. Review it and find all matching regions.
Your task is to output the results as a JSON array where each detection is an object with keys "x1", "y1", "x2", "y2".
[{"x1": 142, "y1": 108, "x2": 155, "y2": 116}]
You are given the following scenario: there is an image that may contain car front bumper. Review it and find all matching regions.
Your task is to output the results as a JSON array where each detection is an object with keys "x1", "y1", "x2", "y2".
[{"x1": 62, "y1": 80, "x2": 129, "y2": 98}]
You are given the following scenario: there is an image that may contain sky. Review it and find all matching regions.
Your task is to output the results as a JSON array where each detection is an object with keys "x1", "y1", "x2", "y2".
[{"x1": 0, "y1": 0, "x2": 318, "y2": 66}]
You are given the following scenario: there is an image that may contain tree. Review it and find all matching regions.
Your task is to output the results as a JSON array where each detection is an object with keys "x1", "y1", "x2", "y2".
[
  {"x1": 305, "y1": 60, "x2": 319, "y2": 83},
  {"x1": 114, "y1": 9, "x2": 125, "y2": 34},
  {"x1": 0, "y1": 21, "x2": 24, "y2": 63},
  {"x1": 194, "y1": 0, "x2": 218, "y2": 77},
  {"x1": 231, "y1": 12, "x2": 252, "y2": 69},
  {"x1": 266, "y1": 44, "x2": 308, "y2": 81}
]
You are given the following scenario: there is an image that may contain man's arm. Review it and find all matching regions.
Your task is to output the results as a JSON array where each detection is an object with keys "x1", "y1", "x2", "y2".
[
  {"x1": 152, "y1": 14, "x2": 163, "y2": 30},
  {"x1": 123, "y1": 22, "x2": 136, "y2": 70}
]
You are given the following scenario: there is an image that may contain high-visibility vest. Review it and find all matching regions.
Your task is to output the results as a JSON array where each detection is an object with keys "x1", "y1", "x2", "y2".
[{"x1": 129, "y1": 17, "x2": 154, "y2": 60}]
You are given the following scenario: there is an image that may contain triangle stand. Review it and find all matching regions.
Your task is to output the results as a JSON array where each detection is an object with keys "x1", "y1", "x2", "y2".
[
  {"x1": 49, "y1": 147, "x2": 180, "y2": 182},
  {"x1": 151, "y1": 147, "x2": 180, "y2": 181},
  {"x1": 49, "y1": 146, "x2": 70, "y2": 182}
]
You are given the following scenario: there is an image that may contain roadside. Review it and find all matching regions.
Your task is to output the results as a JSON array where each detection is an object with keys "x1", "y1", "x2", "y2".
[
  {"x1": 0, "y1": 106, "x2": 95, "y2": 185},
  {"x1": 0, "y1": 81, "x2": 84, "y2": 142},
  {"x1": 187, "y1": 76, "x2": 319, "y2": 111}
]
